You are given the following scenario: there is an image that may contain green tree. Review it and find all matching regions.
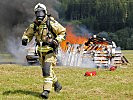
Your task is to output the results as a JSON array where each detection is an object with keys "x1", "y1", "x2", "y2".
[
  {"x1": 57, "y1": 0, "x2": 133, "y2": 49},
  {"x1": 115, "y1": 27, "x2": 133, "y2": 49}
]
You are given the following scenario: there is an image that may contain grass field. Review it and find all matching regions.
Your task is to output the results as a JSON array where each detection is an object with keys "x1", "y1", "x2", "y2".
[{"x1": 0, "y1": 50, "x2": 133, "y2": 100}]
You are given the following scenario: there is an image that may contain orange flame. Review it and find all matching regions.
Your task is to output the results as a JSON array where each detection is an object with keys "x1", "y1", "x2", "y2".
[{"x1": 60, "y1": 25, "x2": 88, "y2": 51}]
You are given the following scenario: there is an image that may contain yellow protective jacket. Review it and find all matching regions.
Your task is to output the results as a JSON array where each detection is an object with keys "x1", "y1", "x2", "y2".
[{"x1": 22, "y1": 16, "x2": 66, "y2": 52}]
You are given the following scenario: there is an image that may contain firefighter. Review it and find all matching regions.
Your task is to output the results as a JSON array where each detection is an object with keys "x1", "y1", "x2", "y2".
[{"x1": 22, "y1": 3, "x2": 66, "y2": 99}]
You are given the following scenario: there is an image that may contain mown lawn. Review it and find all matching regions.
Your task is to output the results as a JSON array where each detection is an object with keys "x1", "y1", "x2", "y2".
[{"x1": 0, "y1": 50, "x2": 133, "y2": 100}]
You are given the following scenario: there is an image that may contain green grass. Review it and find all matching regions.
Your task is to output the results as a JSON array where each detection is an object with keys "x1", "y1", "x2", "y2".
[{"x1": 0, "y1": 50, "x2": 133, "y2": 100}]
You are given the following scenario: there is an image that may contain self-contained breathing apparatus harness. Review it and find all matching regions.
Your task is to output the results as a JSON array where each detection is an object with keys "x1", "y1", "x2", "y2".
[{"x1": 33, "y1": 15, "x2": 58, "y2": 52}]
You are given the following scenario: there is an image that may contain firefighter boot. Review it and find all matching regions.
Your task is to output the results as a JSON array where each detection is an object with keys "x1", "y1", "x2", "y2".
[
  {"x1": 54, "y1": 81, "x2": 62, "y2": 92},
  {"x1": 41, "y1": 90, "x2": 50, "y2": 99}
]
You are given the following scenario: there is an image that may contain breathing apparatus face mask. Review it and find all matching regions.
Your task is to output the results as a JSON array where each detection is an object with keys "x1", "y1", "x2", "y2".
[{"x1": 35, "y1": 10, "x2": 46, "y2": 23}]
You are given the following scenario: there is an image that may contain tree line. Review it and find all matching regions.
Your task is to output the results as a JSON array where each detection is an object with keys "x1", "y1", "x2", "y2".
[{"x1": 58, "y1": 0, "x2": 133, "y2": 49}]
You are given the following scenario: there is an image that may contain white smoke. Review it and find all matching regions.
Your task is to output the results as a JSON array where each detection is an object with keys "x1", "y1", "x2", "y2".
[
  {"x1": 6, "y1": 37, "x2": 27, "y2": 64},
  {"x1": 57, "y1": 44, "x2": 96, "y2": 68},
  {"x1": 74, "y1": 25, "x2": 93, "y2": 37}
]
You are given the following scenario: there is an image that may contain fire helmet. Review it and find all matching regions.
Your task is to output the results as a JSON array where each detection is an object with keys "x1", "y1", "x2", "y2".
[
  {"x1": 34, "y1": 3, "x2": 47, "y2": 22},
  {"x1": 34, "y1": 3, "x2": 47, "y2": 13}
]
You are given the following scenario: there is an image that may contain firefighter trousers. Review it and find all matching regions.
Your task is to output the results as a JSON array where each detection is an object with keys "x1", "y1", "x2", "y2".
[{"x1": 38, "y1": 51, "x2": 58, "y2": 91}]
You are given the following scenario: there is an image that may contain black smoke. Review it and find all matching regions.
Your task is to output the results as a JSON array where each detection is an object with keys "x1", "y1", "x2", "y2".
[{"x1": 0, "y1": 0, "x2": 60, "y2": 52}]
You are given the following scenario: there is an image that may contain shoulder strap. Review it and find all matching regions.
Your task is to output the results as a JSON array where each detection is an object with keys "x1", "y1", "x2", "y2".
[
  {"x1": 33, "y1": 20, "x2": 39, "y2": 32},
  {"x1": 46, "y1": 15, "x2": 57, "y2": 38}
]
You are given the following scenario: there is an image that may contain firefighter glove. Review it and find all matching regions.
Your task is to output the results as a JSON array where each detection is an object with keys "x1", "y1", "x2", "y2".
[
  {"x1": 48, "y1": 39, "x2": 59, "y2": 48},
  {"x1": 22, "y1": 39, "x2": 28, "y2": 46}
]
